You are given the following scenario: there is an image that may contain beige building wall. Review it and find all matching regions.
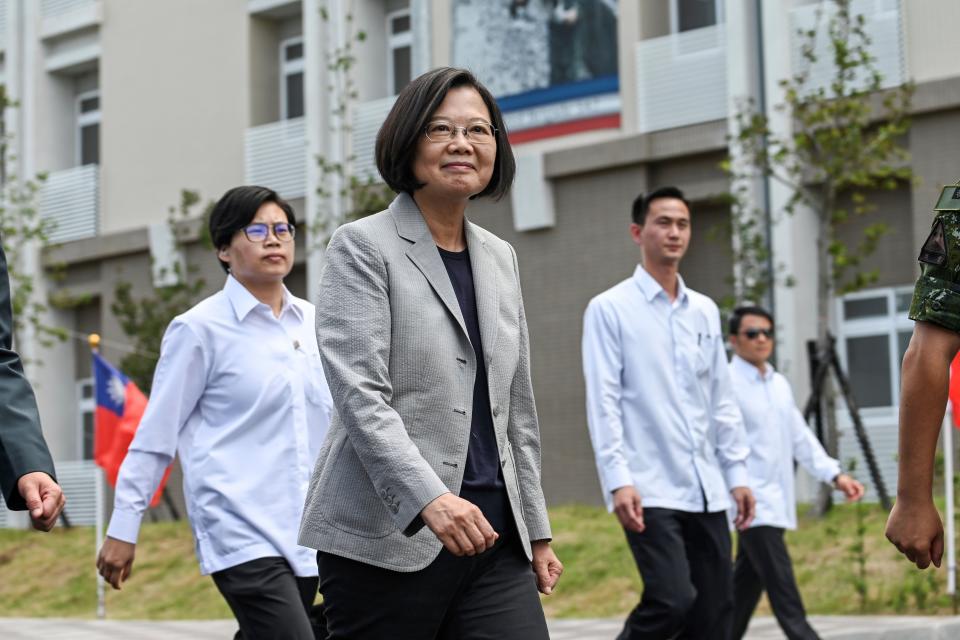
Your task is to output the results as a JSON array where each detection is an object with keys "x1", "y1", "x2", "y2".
[
  {"x1": 99, "y1": 0, "x2": 249, "y2": 233},
  {"x1": 903, "y1": 0, "x2": 960, "y2": 85}
]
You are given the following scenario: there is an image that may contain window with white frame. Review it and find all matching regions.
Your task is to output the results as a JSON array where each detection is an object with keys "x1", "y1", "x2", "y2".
[
  {"x1": 671, "y1": 0, "x2": 724, "y2": 32},
  {"x1": 281, "y1": 36, "x2": 305, "y2": 120},
  {"x1": 76, "y1": 91, "x2": 100, "y2": 166},
  {"x1": 77, "y1": 377, "x2": 95, "y2": 460},
  {"x1": 387, "y1": 9, "x2": 412, "y2": 96},
  {"x1": 836, "y1": 286, "x2": 915, "y2": 410}
]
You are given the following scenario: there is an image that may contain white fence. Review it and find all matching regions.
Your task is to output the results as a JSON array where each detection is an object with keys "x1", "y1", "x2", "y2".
[
  {"x1": 635, "y1": 24, "x2": 728, "y2": 134},
  {"x1": 789, "y1": 0, "x2": 905, "y2": 94},
  {"x1": 40, "y1": 0, "x2": 94, "y2": 18},
  {"x1": 0, "y1": 460, "x2": 99, "y2": 528},
  {"x1": 40, "y1": 164, "x2": 99, "y2": 244},
  {"x1": 351, "y1": 96, "x2": 396, "y2": 181},
  {"x1": 244, "y1": 117, "x2": 307, "y2": 199}
]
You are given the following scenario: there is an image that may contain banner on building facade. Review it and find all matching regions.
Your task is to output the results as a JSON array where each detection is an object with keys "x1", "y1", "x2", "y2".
[{"x1": 452, "y1": 0, "x2": 620, "y2": 142}]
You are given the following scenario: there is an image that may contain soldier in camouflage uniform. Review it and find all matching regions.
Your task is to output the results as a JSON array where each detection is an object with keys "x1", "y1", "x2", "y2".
[{"x1": 885, "y1": 184, "x2": 960, "y2": 570}]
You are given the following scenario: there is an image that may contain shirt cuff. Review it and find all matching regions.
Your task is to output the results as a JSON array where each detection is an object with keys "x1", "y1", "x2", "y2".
[
  {"x1": 724, "y1": 461, "x2": 749, "y2": 491},
  {"x1": 820, "y1": 460, "x2": 842, "y2": 485},
  {"x1": 106, "y1": 508, "x2": 145, "y2": 544},
  {"x1": 603, "y1": 465, "x2": 634, "y2": 496}
]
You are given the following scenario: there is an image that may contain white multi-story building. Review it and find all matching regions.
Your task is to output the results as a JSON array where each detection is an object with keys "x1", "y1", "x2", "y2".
[{"x1": 2, "y1": 0, "x2": 957, "y2": 524}]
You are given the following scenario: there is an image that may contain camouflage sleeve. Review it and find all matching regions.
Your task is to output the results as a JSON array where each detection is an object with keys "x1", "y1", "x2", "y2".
[{"x1": 909, "y1": 211, "x2": 960, "y2": 331}]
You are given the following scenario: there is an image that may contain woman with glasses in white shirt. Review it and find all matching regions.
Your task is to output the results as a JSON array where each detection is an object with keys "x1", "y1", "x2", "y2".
[{"x1": 96, "y1": 185, "x2": 333, "y2": 640}]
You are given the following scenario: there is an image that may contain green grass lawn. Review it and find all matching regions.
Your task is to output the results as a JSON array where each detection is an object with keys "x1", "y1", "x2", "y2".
[{"x1": 0, "y1": 503, "x2": 954, "y2": 619}]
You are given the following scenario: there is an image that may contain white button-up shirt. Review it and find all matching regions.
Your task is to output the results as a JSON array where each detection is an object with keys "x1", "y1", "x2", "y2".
[
  {"x1": 106, "y1": 275, "x2": 333, "y2": 576},
  {"x1": 582, "y1": 265, "x2": 749, "y2": 513},
  {"x1": 728, "y1": 354, "x2": 840, "y2": 530}
]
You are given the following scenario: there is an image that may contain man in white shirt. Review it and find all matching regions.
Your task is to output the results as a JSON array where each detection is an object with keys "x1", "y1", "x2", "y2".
[
  {"x1": 96, "y1": 186, "x2": 334, "y2": 639},
  {"x1": 727, "y1": 306, "x2": 864, "y2": 640},
  {"x1": 582, "y1": 187, "x2": 755, "y2": 640}
]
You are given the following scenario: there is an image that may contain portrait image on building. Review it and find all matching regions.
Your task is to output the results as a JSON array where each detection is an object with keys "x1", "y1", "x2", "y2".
[{"x1": 452, "y1": 0, "x2": 620, "y2": 141}]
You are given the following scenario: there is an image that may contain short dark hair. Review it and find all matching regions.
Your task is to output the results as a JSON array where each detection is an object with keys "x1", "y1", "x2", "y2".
[
  {"x1": 631, "y1": 186, "x2": 692, "y2": 224},
  {"x1": 375, "y1": 67, "x2": 516, "y2": 201},
  {"x1": 729, "y1": 305, "x2": 775, "y2": 336},
  {"x1": 208, "y1": 185, "x2": 296, "y2": 273}
]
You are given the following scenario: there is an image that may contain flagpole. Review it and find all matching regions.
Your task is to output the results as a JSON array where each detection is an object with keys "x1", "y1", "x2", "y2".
[{"x1": 90, "y1": 333, "x2": 106, "y2": 620}]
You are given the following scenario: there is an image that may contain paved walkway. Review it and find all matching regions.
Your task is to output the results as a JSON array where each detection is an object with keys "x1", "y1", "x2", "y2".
[{"x1": 0, "y1": 615, "x2": 959, "y2": 638}]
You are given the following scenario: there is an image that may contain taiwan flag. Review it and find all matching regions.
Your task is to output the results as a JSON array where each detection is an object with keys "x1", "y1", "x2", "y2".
[{"x1": 93, "y1": 352, "x2": 170, "y2": 507}]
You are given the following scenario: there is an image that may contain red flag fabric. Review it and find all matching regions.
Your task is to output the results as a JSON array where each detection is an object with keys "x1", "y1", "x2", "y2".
[
  {"x1": 93, "y1": 352, "x2": 171, "y2": 507},
  {"x1": 951, "y1": 353, "x2": 960, "y2": 429}
]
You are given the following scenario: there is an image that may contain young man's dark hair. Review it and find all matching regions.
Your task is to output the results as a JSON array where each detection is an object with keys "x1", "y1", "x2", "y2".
[
  {"x1": 375, "y1": 66, "x2": 516, "y2": 201},
  {"x1": 630, "y1": 186, "x2": 692, "y2": 225},
  {"x1": 728, "y1": 305, "x2": 775, "y2": 336},
  {"x1": 208, "y1": 185, "x2": 296, "y2": 273}
]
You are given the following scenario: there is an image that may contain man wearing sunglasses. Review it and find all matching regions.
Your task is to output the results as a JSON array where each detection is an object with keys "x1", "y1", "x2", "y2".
[{"x1": 727, "y1": 306, "x2": 864, "y2": 640}]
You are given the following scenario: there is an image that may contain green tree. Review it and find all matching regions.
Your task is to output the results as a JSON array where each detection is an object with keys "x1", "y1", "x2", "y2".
[
  {"x1": 110, "y1": 191, "x2": 211, "y2": 393},
  {"x1": 725, "y1": 0, "x2": 913, "y2": 512}
]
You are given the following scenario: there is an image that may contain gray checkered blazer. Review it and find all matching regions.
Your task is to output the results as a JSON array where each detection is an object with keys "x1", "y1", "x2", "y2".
[{"x1": 298, "y1": 192, "x2": 552, "y2": 572}]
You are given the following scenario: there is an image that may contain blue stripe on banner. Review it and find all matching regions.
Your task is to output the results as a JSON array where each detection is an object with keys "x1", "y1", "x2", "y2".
[{"x1": 497, "y1": 75, "x2": 620, "y2": 112}]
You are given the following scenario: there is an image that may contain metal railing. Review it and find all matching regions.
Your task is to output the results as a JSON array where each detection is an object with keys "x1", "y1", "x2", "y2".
[
  {"x1": 789, "y1": 0, "x2": 905, "y2": 93},
  {"x1": 635, "y1": 24, "x2": 728, "y2": 133},
  {"x1": 40, "y1": 0, "x2": 94, "y2": 19},
  {"x1": 0, "y1": 459, "x2": 99, "y2": 528},
  {"x1": 244, "y1": 117, "x2": 307, "y2": 200},
  {"x1": 351, "y1": 96, "x2": 396, "y2": 181},
  {"x1": 40, "y1": 164, "x2": 99, "y2": 244}
]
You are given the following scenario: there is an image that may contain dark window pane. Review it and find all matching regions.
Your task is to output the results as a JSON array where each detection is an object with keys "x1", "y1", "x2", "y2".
[
  {"x1": 80, "y1": 96, "x2": 100, "y2": 113},
  {"x1": 392, "y1": 46, "x2": 411, "y2": 95},
  {"x1": 678, "y1": 0, "x2": 717, "y2": 32},
  {"x1": 843, "y1": 296, "x2": 888, "y2": 320},
  {"x1": 285, "y1": 72, "x2": 304, "y2": 119},
  {"x1": 285, "y1": 42, "x2": 303, "y2": 61},
  {"x1": 895, "y1": 291, "x2": 913, "y2": 314},
  {"x1": 391, "y1": 14, "x2": 411, "y2": 34},
  {"x1": 846, "y1": 335, "x2": 892, "y2": 408},
  {"x1": 82, "y1": 412, "x2": 94, "y2": 460},
  {"x1": 81, "y1": 383, "x2": 93, "y2": 400},
  {"x1": 81, "y1": 123, "x2": 99, "y2": 165}
]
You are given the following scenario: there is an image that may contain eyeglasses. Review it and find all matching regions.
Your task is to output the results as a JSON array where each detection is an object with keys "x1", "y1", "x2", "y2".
[
  {"x1": 242, "y1": 222, "x2": 296, "y2": 243},
  {"x1": 741, "y1": 328, "x2": 774, "y2": 340},
  {"x1": 424, "y1": 120, "x2": 497, "y2": 144}
]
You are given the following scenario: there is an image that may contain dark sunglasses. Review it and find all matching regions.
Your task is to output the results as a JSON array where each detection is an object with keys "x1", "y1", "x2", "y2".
[
  {"x1": 741, "y1": 328, "x2": 774, "y2": 340},
  {"x1": 242, "y1": 222, "x2": 295, "y2": 243}
]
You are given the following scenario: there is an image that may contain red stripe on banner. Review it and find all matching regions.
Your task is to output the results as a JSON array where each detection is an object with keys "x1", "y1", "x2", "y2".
[{"x1": 508, "y1": 114, "x2": 622, "y2": 144}]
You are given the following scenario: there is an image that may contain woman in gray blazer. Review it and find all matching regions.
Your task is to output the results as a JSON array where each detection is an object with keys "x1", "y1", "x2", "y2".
[{"x1": 298, "y1": 67, "x2": 562, "y2": 639}]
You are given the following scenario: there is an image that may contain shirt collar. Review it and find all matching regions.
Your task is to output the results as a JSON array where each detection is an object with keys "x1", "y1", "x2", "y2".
[
  {"x1": 633, "y1": 264, "x2": 688, "y2": 305},
  {"x1": 224, "y1": 274, "x2": 301, "y2": 323},
  {"x1": 732, "y1": 353, "x2": 774, "y2": 382}
]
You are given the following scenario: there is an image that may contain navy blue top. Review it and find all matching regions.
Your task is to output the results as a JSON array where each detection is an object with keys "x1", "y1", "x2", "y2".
[{"x1": 438, "y1": 246, "x2": 511, "y2": 535}]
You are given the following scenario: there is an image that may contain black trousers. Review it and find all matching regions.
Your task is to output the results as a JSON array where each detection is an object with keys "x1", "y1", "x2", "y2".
[
  {"x1": 211, "y1": 556, "x2": 326, "y2": 640},
  {"x1": 619, "y1": 509, "x2": 733, "y2": 640},
  {"x1": 732, "y1": 526, "x2": 819, "y2": 640},
  {"x1": 317, "y1": 530, "x2": 549, "y2": 640}
]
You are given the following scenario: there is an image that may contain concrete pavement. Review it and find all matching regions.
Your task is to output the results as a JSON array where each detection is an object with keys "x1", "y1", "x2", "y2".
[{"x1": 0, "y1": 615, "x2": 959, "y2": 638}]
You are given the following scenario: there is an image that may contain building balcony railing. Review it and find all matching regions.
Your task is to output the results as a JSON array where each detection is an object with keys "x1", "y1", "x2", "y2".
[
  {"x1": 352, "y1": 96, "x2": 397, "y2": 181},
  {"x1": 40, "y1": 0, "x2": 94, "y2": 18},
  {"x1": 635, "y1": 24, "x2": 728, "y2": 134},
  {"x1": 0, "y1": 460, "x2": 99, "y2": 528},
  {"x1": 244, "y1": 117, "x2": 306, "y2": 200},
  {"x1": 789, "y1": 0, "x2": 905, "y2": 93},
  {"x1": 0, "y1": 0, "x2": 7, "y2": 51},
  {"x1": 40, "y1": 0, "x2": 101, "y2": 40},
  {"x1": 40, "y1": 164, "x2": 99, "y2": 244}
]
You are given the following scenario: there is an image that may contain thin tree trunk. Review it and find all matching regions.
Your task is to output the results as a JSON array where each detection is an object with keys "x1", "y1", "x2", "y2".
[{"x1": 812, "y1": 195, "x2": 838, "y2": 517}]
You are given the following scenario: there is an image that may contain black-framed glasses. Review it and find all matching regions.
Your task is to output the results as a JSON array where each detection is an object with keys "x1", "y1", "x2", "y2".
[
  {"x1": 424, "y1": 119, "x2": 497, "y2": 144},
  {"x1": 741, "y1": 328, "x2": 774, "y2": 340},
  {"x1": 242, "y1": 222, "x2": 295, "y2": 243}
]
